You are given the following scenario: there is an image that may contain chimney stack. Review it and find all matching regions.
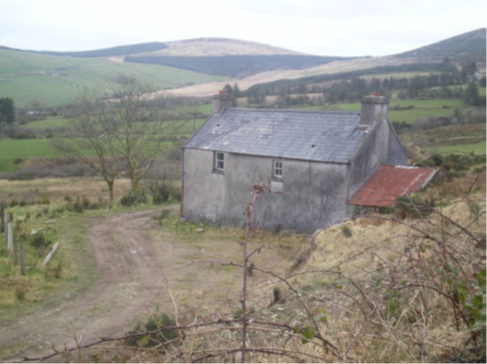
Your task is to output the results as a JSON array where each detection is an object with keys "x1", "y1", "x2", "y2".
[
  {"x1": 360, "y1": 94, "x2": 388, "y2": 126},
  {"x1": 213, "y1": 90, "x2": 233, "y2": 114}
]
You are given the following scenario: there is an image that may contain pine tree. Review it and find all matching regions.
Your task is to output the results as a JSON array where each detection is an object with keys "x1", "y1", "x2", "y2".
[{"x1": 0, "y1": 97, "x2": 15, "y2": 126}]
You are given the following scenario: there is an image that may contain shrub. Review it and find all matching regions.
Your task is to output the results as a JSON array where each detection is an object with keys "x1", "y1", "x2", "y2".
[
  {"x1": 31, "y1": 232, "x2": 51, "y2": 249},
  {"x1": 395, "y1": 194, "x2": 436, "y2": 219},
  {"x1": 72, "y1": 202, "x2": 84, "y2": 213},
  {"x1": 341, "y1": 225, "x2": 352, "y2": 238},
  {"x1": 81, "y1": 196, "x2": 90, "y2": 209},
  {"x1": 121, "y1": 190, "x2": 148, "y2": 207},
  {"x1": 126, "y1": 311, "x2": 177, "y2": 347},
  {"x1": 151, "y1": 182, "x2": 173, "y2": 204},
  {"x1": 39, "y1": 198, "x2": 51, "y2": 205},
  {"x1": 15, "y1": 287, "x2": 27, "y2": 301},
  {"x1": 170, "y1": 186, "x2": 181, "y2": 202}
]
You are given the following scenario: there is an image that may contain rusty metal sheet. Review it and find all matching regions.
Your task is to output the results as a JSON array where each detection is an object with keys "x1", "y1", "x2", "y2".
[{"x1": 349, "y1": 165, "x2": 437, "y2": 207}]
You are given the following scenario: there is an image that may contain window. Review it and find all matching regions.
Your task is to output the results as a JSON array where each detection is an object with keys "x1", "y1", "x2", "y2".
[
  {"x1": 214, "y1": 152, "x2": 224, "y2": 171},
  {"x1": 273, "y1": 160, "x2": 283, "y2": 179}
]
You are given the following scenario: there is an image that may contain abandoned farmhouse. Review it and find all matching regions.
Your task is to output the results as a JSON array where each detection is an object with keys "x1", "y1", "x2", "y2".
[{"x1": 180, "y1": 93, "x2": 436, "y2": 233}]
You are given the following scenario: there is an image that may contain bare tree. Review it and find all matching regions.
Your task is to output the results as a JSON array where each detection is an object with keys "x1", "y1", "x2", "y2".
[
  {"x1": 52, "y1": 90, "x2": 120, "y2": 206},
  {"x1": 54, "y1": 78, "x2": 190, "y2": 204}
]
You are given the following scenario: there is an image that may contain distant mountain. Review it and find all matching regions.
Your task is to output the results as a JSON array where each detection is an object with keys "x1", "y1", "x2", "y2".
[
  {"x1": 33, "y1": 42, "x2": 168, "y2": 58},
  {"x1": 395, "y1": 28, "x2": 486, "y2": 62},
  {"x1": 2, "y1": 38, "x2": 345, "y2": 78},
  {"x1": 137, "y1": 37, "x2": 304, "y2": 57},
  {"x1": 124, "y1": 38, "x2": 348, "y2": 78}
]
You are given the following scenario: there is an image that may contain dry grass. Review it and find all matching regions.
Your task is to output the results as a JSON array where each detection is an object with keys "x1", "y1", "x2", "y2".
[
  {"x1": 0, "y1": 177, "x2": 132, "y2": 203},
  {"x1": 159, "y1": 56, "x2": 416, "y2": 97}
]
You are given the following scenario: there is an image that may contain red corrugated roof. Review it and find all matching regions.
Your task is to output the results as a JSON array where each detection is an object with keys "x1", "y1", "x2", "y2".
[{"x1": 349, "y1": 165, "x2": 437, "y2": 207}]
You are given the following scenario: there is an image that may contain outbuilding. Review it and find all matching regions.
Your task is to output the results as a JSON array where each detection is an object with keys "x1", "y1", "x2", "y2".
[{"x1": 180, "y1": 93, "x2": 427, "y2": 233}]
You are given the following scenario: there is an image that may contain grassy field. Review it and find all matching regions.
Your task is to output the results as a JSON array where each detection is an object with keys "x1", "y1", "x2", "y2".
[
  {"x1": 0, "y1": 49, "x2": 231, "y2": 107},
  {"x1": 294, "y1": 99, "x2": 467, "y2": 123},
  {"x1": 20, "y1": 116, "x2": 72, "y2": 130},
  {"x1": 400, "y1": 123, "x2": 486, "y2": 153},
  {"x1": 425, "y1": 140, "x2": 486, "y2": 155},
  {"x1": 0, "y1": 138, "x2": 100, "y2": 172},
  {"x1": 0, "y1": 204, "x2": 97, "y2": 322},
  {"x1": 0, "y1": 115, "x2": 203, "y2": 173}
]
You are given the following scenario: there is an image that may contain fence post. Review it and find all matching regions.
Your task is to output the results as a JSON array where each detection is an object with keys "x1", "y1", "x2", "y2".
[
  {"x1": 20, "y1": 239, "x2": 26, "y2": 276},
  {"x1": 13, "y1": 234, "x2": 18, "y2": 265},
  {"x1": 5, "y1": 213, "x2": 10, "y2": 242},
  {"x1": 0, "y1": 203, "x2": 4, "y2": 234},
  {"x1": 7, "y1": 222, "x2": 13, "y2": 251}
]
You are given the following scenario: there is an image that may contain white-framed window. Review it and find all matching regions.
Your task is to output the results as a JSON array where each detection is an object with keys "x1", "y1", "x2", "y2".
[
  {"x1": 214, "y1": 152, "x2": 225, "y2": 171},
  {"x1": 273, "y1": 159, "x2": 283, "y2": 179}
]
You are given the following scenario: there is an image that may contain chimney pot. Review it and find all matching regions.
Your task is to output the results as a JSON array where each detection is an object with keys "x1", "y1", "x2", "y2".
[
  {"x1": 213, "y1": 92, "x2": 234, "y2": 114},
  {"x1": 360, "y1": 95, "x2": 388, "y2": 126}
]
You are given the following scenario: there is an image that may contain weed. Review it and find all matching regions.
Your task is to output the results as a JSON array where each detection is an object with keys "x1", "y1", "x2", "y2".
[
  {"x1": 247, "y1": 261, "x2": 255, "y2": 276},
  {"x1": 82, "y1": 196, "x2": 90, "y2": 209},
  {"x1": 72, "y1": 202, "x2": 84, "y2": 213},
  {"x1": 31, "y1": 232, "x2": 51, "y2": 249},
  {"x1": 126, "y1": 311, "x2": 177, "y2": 347},
  {"x1": 15, "y1": 287, "x2": 27, "y2": 301},
  {"x1": 121, "y1": 191, "x2": 147, "y2": 207},
  {"x1": 341, "y1": 225, "x2": 352, "y2": 238},
  {"x1": 468, "y1": 201, "x2": 482, "y2": 219},
  {"x1": 233, "y1": 307, "x2": 243, "y2": 318}
]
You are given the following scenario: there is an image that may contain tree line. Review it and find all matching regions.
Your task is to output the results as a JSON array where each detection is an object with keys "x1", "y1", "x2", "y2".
[{"x1": 223, "y1": 59, "x2": 485, "y2": 107}]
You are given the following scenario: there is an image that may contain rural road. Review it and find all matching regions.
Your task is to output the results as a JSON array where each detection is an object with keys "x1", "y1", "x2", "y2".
[{"x1": 0, "y1": 209, "x2": 168, "y2": 361}]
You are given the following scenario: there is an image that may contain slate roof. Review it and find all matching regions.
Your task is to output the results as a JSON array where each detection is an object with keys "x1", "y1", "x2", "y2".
[
  {"x1": 349, "y1": 165, "x2": 438, "y2": 207},
  {"x1": 185, "y1": 108, "x2": 368, "y2": 163}
]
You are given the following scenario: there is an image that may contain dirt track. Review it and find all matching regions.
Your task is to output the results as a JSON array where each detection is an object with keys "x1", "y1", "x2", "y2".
[{"x1": 0, "y1": 209, "x2": 167, "y2": 361}]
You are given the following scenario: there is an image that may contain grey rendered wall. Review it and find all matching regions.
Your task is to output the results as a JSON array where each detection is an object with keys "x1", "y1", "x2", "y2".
[
  {"x1": 182, "y1": 148, "x2": 349, "y2": 234},
  {"x1": 348, "y1": 118, "x2": 409, "y2": 197}
]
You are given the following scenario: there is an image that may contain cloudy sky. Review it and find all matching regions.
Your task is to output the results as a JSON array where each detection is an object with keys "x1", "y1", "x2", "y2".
[{"x1": 0, "y1": 0, "x2": 485, "y2": 57}]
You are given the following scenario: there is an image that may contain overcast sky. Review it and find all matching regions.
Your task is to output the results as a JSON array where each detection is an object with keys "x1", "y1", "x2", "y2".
[{"x1": 0, "y1": 0, "x2": 485, "y2": 57}]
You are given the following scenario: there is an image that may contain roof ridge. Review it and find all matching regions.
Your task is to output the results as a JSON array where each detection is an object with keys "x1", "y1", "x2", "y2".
[{"x1": 228, "y1": 108, "x2": 360, "y2": 115}]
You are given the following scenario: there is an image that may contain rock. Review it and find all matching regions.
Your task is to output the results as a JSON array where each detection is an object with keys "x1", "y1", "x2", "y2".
[{"x1": 196, "y1": 228, "x2": 205, "y2": 233}]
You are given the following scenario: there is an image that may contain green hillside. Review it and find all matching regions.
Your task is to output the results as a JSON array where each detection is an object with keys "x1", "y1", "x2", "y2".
[
  {"x1": 0, "y1": 49, "x2": 98, "y2": 75},
  {"x1": 36, "y1": 42, "x2": 167, "y2": 58},
  {"x1": 395, "y1": 28, "x2": 486, "y2": 62},
  {"x1": 126, "y1": 55, "x2": 353, "y2": 78},
  {"x1": 0, "y1": 49, "x2": 231, "y2": 107}
]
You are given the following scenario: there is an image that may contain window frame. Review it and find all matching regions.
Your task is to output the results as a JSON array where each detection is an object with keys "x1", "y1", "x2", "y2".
[
  {"x1": 214, "y1": 151, "x2": 225, "y2": 172},
  {"x1": 273, "y1": 159, "x2": 283, "y2": 180}
]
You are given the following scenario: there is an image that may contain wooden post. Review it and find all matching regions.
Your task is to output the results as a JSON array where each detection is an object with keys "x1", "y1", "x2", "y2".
[
  {"x1": 20, "y1": 239, "x2": 26, "y2": 276},
  {"x1": 5, "y1": 213, "x2": 10, "y2": 242},
  {"x1": 7, "y1": 222, "x2": 13, "y2": 251},
  {"x1": 13, "y1": 235, "x2": 18, "y2": 265},
  {"x1": 42, "y1": 242, "x2": 60, "y2": 267},
  {"x1": 0, "y1": 203, "x2": 4, "y2": 234}
]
